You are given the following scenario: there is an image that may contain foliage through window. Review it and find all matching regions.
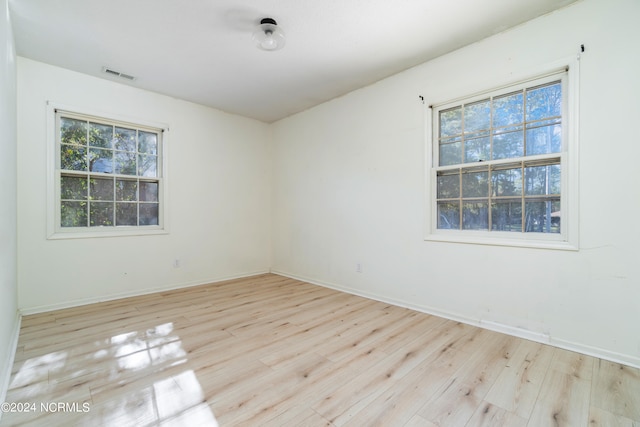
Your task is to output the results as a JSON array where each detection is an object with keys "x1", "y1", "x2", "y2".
[
  {"x1": 56, "y1": 111, "x2": 162, "y2": 230},
  {"x1": 432, "y1": 72, "x2": 567, "y2": 236}
]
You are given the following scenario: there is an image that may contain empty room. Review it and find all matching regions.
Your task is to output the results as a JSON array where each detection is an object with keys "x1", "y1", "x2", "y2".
[{"x1": 1, "y1": 0, "x2": 639, "y2": 425}]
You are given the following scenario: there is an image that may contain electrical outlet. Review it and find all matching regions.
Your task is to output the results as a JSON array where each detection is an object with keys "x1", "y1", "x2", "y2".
[
  {"x1": 173, "y1": 259, "x2": 181, "y2": 268},
  {"x1": 356, "y1": 263, "x2": 362, "y2": 273}
]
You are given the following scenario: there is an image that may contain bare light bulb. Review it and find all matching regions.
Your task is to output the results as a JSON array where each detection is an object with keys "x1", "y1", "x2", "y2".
[
  {"x1": 252, "y1": 18, "x2": 285, "y2": 51},
  {"x1": 261, "y1": 32, "x2": 277, "y2": 50}
]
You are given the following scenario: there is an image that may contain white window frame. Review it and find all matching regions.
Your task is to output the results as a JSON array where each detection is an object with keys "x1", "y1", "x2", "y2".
[
  {"x1": 425, "y1": 57, "x2": 579, "y2": 250},
  {"x1": 46, "y1": 102, "x2": 170, "y2": 239}
]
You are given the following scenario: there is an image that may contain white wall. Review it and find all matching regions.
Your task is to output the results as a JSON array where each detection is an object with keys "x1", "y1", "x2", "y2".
[
  {"x1": 0, "y1": 0, "x2": 18, "y2": 405},
  {"x1": 272, "y1": 0, "x2": 640, "y2": 367},
  {"x1": 17, "y1": 58, "x2": 272, "y2": 312}
]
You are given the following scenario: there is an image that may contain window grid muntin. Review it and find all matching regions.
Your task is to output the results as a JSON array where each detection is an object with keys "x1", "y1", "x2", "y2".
[
  {"x1": 59, "y1": 172, "x2": 160, "y2": 227},
  {"x1": 437, "y1": 76, "x2": 563, "y2": 168},
  {"x1": 436, "y1": 158, "x2": 561, "y2": 233},
  {"x1": 57, "y1": 111, "x2": 162, "y2": 229},
  {"x1": 433, "y1": 72, "x2": 566, "y2": 236}
]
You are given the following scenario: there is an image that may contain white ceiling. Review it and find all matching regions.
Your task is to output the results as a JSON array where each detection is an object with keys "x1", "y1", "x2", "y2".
[{"x1": 9, "y1": 0, "x2": 579, "y2": 123}]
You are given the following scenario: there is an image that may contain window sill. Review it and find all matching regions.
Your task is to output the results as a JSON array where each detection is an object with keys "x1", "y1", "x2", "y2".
[
  {"x1": 425, "y1": 230, "x2": 578, "y2": 251},
  {"x1": 47, "y1": 227, "x2": 168, "y2": 240}
]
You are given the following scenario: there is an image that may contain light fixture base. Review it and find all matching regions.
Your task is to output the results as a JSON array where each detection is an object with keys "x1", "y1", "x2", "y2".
[{"x1": 260, "y1": 18, "x2": 277, "y2": 26}]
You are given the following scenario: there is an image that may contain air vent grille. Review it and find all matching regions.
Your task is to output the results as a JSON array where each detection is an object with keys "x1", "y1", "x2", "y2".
[{"x1": 102, "y1": 67, "x2": 136, "y2": 81}]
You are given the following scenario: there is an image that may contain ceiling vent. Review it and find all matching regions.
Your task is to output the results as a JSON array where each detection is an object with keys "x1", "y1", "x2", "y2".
[{"x1": 102, "y1": 67, "x2": 136, "y2": 81}]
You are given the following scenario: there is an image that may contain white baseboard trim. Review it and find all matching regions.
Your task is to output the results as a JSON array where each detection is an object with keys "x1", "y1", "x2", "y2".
[
  {"x1": 478, "y1": 320, "x2": 551, "y2": 345},
  {"x1": 271, "y1": 269, "x2": 640, "y2": 370},
  {"x1": 272, "y1": 269, "x2": 481, "y2": 323},
  {"x1": 550, "y1": 337, "x2": 640, "y2": 369},
  {"x1": 19, "y1": 270, "x2": 271, "y2": 315},
  {"x1": 0, "y1": 310, "x2": 22, "y2": 414}
]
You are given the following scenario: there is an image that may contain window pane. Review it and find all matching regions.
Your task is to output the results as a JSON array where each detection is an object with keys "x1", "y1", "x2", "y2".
[
  {"x1": 526, "y1": 82, "x2": 561, "y2": 121},
  {"x1": 432, "y1": 75, "x2": 565, "y2": 240},
  {"x1": 493, "y1": 92, "x2": 523, "y2": 128},
  {"x1": 464, "y1": 136, "x2": 490, "y2": 163},
  {"x1": 116, "y1": 179, "x2": 137, "y2": 201},
  {"x1": 464, "y1": 100, "x2": 490, "y2": 134},
  {"x1": 57, "y1": 112, "x2": 163, "y2": 231},
  {"x1": 462, "y1": 201, "x2": 488, "y2": 230},
  {"x1": 89, "y1": 122, "x2": 113, "y2": 148},
  {"x1": 525, "y1": 198, "x2": 560, "y2": 233},
  {"x1": 491, "y1": 199, "x2": 522, "y2": 231},
  {"x1": 139, "y1": 181, "x2": 159, "y2": 202},
  {"x1": 492, "y1": 130, "x2": 523, "y2": 160},
  {"x1": 116, "y1": 203, "x2": 137, "y2": 226},
  {"x1": 114, "y1": 127, "x2": 136, "y2": 152},
  {"x1": 139, "y1": 131, "x2": 158, "y2": 155},
  {"x1": 89, "y1": 148, "x2": 113, "y2": 173},
  {"x1": 61, "y1": 201, "x2": 87, "y2": 227},
  {"x1": 437, "y1": 201, "x2": 459, "y2": 229},
  {"x1": 492, "y1": 167, "x2": 522, "y2": 196},
  {"x1": 61, "y1": 144, "x2": 87, "y2": 171},
  {"x1": 526, "y1": 124, "x2": 561, "y2": 155},
  {"x1": 90, "y1": 177, "x2": 114, "y2": 201},
  {"x1": 140, "y1": 203, "x2": 159, "y2": 225},
  {"x1": 462, "y1": 170, "x2": 488, "y2": 198},
  {"x1": 525, "y1": 164, "x2": 560, "y2": 195},
  {"x1": 439, "y1": 140, "x2": 461, "y2": 166},
  {"x1": 440, "y1": 107, "x2": 462, "y2": 138},
  {"x1": 60, "y1": 117, "x2": 87, "y2": 145},
  {"x1": 61, "y1": 175, "x2": 88, "y2": 200},
  {"x1": 138, "y1": 154, "x2": 157, "y2": 177},
  {"x1": 437, "y1": 173, "x2": 459, "y2": 199},
  {"x1": 115, "y1": 151, "x2": 137, "y2": 175},
  {"x1": 90, "y1": 202, "x2": 114, "y2": 226}
]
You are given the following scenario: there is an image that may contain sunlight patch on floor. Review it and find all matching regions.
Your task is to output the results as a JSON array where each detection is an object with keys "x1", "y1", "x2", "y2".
[{"x1": 10, "y1": 351, "x2": 67, "y2": 388}]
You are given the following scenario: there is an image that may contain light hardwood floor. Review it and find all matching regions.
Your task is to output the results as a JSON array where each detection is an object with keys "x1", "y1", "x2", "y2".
[{"x1": 2, "y1": 274, "x2": 639, "y2": 426}]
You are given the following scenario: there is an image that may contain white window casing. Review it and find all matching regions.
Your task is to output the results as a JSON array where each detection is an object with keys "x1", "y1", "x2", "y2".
[
  {"x1": 46, "y1": 102, "x2": 170, "y2": 239},
  {"x1": 424, "y1": 56, "x2": 579, "y2": 250}
]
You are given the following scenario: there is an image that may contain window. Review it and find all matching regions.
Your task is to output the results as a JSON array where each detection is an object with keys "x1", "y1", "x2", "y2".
[
  {"x1": 427, "y1": 65, "x2": 578, "y2": 249},
  {"x1": 49, "y1": 107, "x2": 167, "y2": 238}
]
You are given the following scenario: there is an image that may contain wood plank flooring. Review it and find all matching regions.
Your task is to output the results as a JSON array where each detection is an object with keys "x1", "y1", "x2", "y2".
[{"x1": 2, "y1": 273, "x2": 639, "y2": 426}]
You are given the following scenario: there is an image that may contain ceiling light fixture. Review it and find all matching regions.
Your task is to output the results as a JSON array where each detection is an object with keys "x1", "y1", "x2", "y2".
[{"x1": 252, "y1": 18, "x2": 285, "y2": 51}]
